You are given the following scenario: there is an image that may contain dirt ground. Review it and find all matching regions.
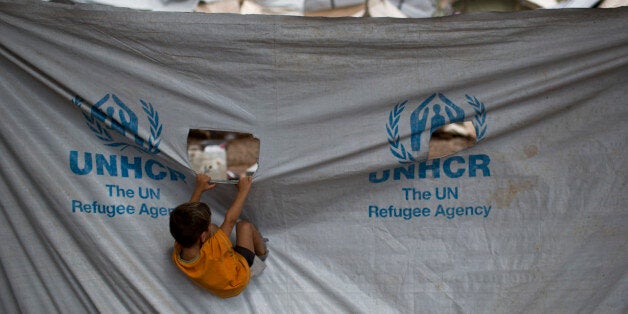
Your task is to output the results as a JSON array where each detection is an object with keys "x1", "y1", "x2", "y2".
[
  {"x1": 428, "y1": 137, "x2": 476, "y2": 159},
  {"x1": 428, "y1": 123, "x2": 477, "y2": 159},
  {"x1": 187, "y1": 130, "x2": 259, "y2": 175},
  {"x1": 188, "y1": 123, "x2": 476, "y2": 175},
  {"x1": 224, "y1": 137, "x2": 260, "y2": 174}
]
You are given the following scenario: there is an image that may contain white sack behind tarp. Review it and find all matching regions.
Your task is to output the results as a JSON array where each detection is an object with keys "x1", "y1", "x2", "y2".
[
  {"x1": 382, "y1": 0, "x2": 436, "y2": 17},
  {"x1": 1, "y1": 1, "x2": 627, "y2": 312},
  {"x1": 65, "y1": 0, "x2": 200, "y2": 12}
]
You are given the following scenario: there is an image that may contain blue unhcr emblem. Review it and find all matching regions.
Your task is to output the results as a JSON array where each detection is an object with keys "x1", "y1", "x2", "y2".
[
  {"x1": 73, "y1": 94, "x2": 162, "y2": 154},
  {"x1": 386, "y1": 93, "x2": 487, "y2": 164}
]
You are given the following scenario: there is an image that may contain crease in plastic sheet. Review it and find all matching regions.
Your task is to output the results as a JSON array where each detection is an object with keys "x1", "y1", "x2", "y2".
[{"x1": 0, "y1": 1, "x2": 627, "y2": 313}]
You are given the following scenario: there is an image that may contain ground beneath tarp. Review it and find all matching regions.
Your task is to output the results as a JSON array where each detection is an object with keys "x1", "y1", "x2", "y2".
[
  {"x1": 187, "y1": 130, "x2": 260, "y2": 175},
  {"x1": 428, "y1": 134, "x2": 476, "y2": 159},
  {"x1": 188, "y1": 126, "x2": 475, "y2": 177},
  {"x1": 188, "y1": 126, "x2": 475, "y2": 178}
]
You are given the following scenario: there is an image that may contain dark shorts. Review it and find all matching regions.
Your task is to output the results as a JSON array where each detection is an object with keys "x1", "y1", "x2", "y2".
[{"x1": 234, "y1": 246, "x2": 255, "y2": 267}]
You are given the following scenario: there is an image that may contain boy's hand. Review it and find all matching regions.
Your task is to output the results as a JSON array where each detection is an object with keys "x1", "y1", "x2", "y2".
[
  {"x1": 237, "y1": 175, "x2": 252, "y2": 193},
  {"x1": 196, "y1": 174, "x2": 217, "y2": 192},
  {"x1": 190, "y1": 174, "x2": 216, "y2": 202}
]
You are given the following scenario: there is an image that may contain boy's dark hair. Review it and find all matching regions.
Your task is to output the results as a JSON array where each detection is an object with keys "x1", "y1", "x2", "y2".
[{"x1": 169, "y1": 202, "x2": 211, "y2": 248}]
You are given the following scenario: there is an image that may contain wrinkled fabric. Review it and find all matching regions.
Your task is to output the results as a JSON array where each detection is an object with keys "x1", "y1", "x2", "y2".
[{"x1": 0, "y1": 1, "x2": 626, "y2": 312}]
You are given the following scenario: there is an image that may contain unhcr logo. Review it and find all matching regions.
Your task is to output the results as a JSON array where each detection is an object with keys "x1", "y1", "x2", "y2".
[
  {"x1": 371, "y1": 93, "x2": 489, "y2": 183},
  {"x1": 72, "y1": 93, "x2": 162, "y2": 154},
  {"x1": 69, "y1": 94, "x2": 185, "y2": 182}
]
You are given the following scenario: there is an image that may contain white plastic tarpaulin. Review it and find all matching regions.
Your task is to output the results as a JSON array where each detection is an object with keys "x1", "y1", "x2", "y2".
[{"x1": 1, "y1": 1, "x2": 627, "y2": 312}]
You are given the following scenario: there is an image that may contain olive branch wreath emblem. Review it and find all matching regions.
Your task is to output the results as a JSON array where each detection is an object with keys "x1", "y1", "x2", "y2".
[
  {"x1": 140, "y1": 100, "x2": 162, "y2": 154},
  {"x1": 72, "y1": 95, "x2": 162, "y2": 154},
  {"x1": 386, "y1": 95, "x2": 487, "y2": 164},
  {"x1": 465, "y1": 95, "x2": 487, "y2": 141},
  {"x1": 386, "y1": 101, "x2": 417, "y2": 164}
]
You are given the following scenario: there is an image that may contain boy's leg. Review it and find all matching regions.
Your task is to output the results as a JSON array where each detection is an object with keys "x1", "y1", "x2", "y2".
[{"x1": 235, "y1": 221, "x2": 267, "y2": 257}]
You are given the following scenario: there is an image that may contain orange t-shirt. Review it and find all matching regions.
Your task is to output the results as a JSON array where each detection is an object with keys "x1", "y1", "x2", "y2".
[{"x1": 173, "y1": 229, "x2": 250, "y2": 298}]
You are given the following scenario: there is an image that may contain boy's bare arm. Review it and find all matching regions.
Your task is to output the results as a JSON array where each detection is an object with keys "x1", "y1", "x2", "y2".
[
  {"x1": 190, "y1": 174, "x2": 216, "y2": 202},
  {"x1": 219, "y1": 176, "x2": 252, "y2": 236}
]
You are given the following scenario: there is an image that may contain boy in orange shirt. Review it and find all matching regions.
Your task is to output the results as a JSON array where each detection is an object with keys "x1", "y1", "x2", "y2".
[{"x1": 170, "y1": 174, "x2": 268, "y2": 298}]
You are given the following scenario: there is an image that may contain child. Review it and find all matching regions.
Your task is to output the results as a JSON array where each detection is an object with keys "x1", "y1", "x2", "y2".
[{"x1": 170, "y1": 174, "x2": 268, "y2": 298}]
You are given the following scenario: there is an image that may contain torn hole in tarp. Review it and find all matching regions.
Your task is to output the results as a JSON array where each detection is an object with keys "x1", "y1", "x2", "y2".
[
  {"x1": 187, "y1": 129, "x2": 260, "y2": 184},
  {"x1": 428, "y1": 121, "x2": 477, "y2": 159}
]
